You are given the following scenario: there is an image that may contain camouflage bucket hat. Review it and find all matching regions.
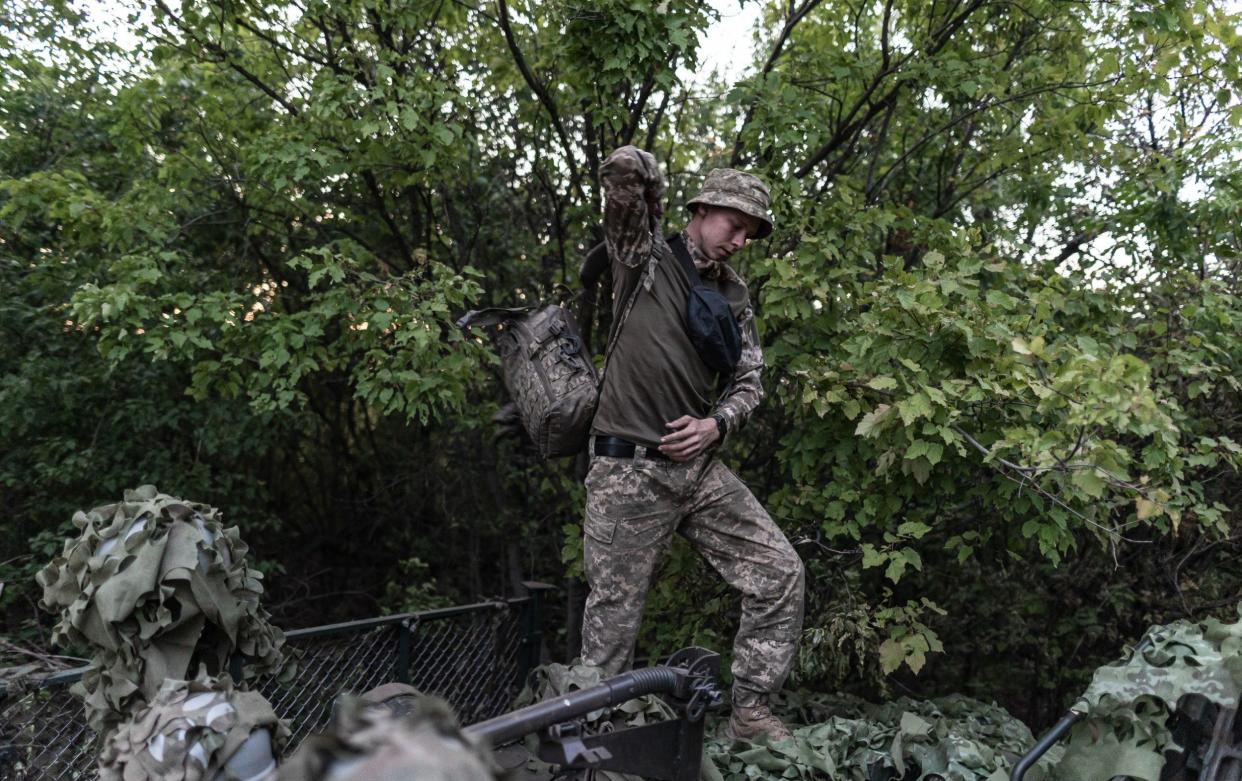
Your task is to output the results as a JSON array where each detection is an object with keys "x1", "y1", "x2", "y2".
[{"x1": 686, "y1": 168, "x2": 774, "y2": 239}]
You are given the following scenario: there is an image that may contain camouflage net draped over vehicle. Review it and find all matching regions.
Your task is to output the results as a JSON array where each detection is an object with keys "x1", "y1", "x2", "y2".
[
  {"x1": 708, "y1": 691, "x2": 1052, "y2": 781},
  {"x1": 97, "y1": 673, "x2": 288, "y2": 781},
  {"x1": 35, "y1": 485, "x2": 287, "y2": 732},
  {"x1": 1052, "y1": 607, "x2": 1242, "y2": 780},
  {"x1": 520, "y1": 663, "x2": 1049, "y2": 781}
]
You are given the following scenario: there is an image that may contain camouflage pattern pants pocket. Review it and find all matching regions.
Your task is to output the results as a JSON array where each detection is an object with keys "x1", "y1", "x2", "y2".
[
  {"x1": 580, "y1": 455, "x2": 681, "y2": 675},
  {"x1": 580, "y1": 452, "x2": 805, "y2": 705}
]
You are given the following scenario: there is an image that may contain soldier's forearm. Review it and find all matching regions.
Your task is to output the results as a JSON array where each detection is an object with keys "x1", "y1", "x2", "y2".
[
  {"x1": 600, "y1": 146, "x2": 665, "y2": 269},
  {"x1": 714, "y1": 376, "x2": 764, "y2": 432}
]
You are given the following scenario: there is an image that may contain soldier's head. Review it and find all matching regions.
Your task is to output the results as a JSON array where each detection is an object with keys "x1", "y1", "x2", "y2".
[{"x1": 685, "y1": 168, "x2": 773, "y2": 261}]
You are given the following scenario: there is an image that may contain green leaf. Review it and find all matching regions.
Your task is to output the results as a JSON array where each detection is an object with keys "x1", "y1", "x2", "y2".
[
  {"x1": 855, "y1": 404, "x2": 893, "y2": 437},
  {"x1": 1072, "y1": 469, "x2": 1107, "y2": 498},
  {"x1": 432, "y1": 124, "x2": 455, "y2": 145},
  {"x1": 897, "y1": 393, "x2": 933, "y2": 427},
  {"x1": 861, "y1": 544, "x2": 886, "y2": 568},
  {"x1": 907, "y1": 457, "x2": 931, "y2": 484},
  {"x1": 885, "y1": 555, "x2": 908, "y2": 582},
  {"x1": 897, "y1": 521, "x2": 931, "y2": 539},
  {"x1": 878, "y1": 638, "x2": 905, "y2": 674}
]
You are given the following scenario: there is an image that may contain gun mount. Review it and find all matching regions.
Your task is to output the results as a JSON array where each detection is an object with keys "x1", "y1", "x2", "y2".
[{"x1": 465, "y1": 646, "x2": 725, "y2": 781}]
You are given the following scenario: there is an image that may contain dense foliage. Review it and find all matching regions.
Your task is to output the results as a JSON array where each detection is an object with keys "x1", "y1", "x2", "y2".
[{"x1": 2, "y1": 0, "x2": 1239, "y2": 728}]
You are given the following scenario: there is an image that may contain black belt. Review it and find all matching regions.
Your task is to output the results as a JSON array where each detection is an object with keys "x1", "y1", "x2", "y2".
[{"x1": 594, "y1": 436, "x2": 669, "y2": 461}]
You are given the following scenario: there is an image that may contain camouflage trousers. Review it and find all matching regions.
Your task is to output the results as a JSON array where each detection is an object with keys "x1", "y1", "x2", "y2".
[{"x1": 580, "y1": 446, "x2": 805, "y2": 706}]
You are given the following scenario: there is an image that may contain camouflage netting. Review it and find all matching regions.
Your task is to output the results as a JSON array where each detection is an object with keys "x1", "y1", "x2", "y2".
[
  {"x1": 519, "y1": 663, "x2": 1049, "y2": 781},
  {"x1": 1051, "y1": 606, "x2": 1242, "y2": 780},
  {"x1": 709, "y1": 692, "x2": 1051, "y2": 781},
  {"x1": 36, "y1": 485, "x2": 287, "y2": 732},
  {"x1": 97, "y1": 672, "x2": 288, "y2": 781},
  {"x1": 275, "y1": 694, "x2": 497, "y2": 781}
]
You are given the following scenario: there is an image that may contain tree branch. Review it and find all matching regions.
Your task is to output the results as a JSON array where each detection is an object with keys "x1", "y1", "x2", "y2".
[
  {"x1": 730, "y1": 0, "x2": 824, "y2": 165},
  {"x1": 644, "y1": 85, "x2": 672, "y2": 151},
  {"x1": 622, "y1": 62, "x2": 660, "y2": 146},
  {"x1": 794, "y1": 0, "x2": 988, "y2": 179},
  {"x1": 1051, "y1": 228, "x2": 1104, "y2": 265},
  {"x1": 152, "y1": 0, "x2": 302, "y2": 117},
  {"x1": 361, "y1": 170, "x2": 414, "y2": 268},
  {"x1": 495, "y1": 0, "x2": 585, "y2": 200}
]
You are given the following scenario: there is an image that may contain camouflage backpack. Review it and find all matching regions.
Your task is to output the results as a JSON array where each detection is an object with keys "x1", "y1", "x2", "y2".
[{"x1": 457, "y1": 283, "x2": 643, "y2": 459}]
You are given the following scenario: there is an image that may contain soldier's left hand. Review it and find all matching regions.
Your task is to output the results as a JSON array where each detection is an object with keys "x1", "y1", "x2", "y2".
[{"x1": 659, "y1": 416, "x2": 720, "y2": 461}]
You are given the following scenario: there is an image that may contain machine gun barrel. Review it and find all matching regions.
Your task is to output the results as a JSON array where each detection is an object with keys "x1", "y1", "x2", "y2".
[{"x1": 464, "y1": 666, "x2": 681, "y2": 746}]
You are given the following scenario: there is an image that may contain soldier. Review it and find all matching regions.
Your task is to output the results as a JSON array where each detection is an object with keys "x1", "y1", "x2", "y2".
[{"x1": 579, "y1": 145, "x2": 806, "y2": 742}]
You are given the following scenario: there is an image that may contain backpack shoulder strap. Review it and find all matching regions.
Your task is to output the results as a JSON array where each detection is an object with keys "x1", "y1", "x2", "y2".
[
  {"x1": 596, "y1": 238, "x2": 655, "y2": 394},
  {"x1": 455, "y1": 306, "x2": 535, "y2": 331}
]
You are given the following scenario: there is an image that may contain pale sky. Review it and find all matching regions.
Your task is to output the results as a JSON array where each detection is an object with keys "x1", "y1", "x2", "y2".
[
  {"x1": 695, "y1": 1, "x2": 764, "y2": 86},
  {"x1": 79, "y1": 0, "x2": 765, "y2": 91}
]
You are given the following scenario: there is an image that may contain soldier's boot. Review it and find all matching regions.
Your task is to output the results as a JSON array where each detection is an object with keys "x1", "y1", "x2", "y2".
[{"x1": 723, "y1": 701, "x2": 793, "y2": 743}]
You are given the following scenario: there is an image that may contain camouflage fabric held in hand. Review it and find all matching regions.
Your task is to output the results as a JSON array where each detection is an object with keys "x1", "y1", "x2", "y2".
[
  {"x1": 97, "y1": 672, "x2": 288, "y2": 781},
  {"x1": 36, "y1": 485, "x2": 288, "y2": 732}
]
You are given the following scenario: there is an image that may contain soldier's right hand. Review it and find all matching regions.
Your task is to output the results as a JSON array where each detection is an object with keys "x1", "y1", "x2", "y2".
[{"x1": 604, "y1": 145, "x2": 666, "y2": 201}]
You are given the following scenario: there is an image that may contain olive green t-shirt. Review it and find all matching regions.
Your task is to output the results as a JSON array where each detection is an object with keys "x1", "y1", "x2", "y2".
[{"x1": 591, "y1": 235, "x2": 749, "y2": 448}]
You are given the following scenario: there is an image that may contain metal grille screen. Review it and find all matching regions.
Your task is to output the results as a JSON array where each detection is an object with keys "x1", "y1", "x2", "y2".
[{"x1": 0, "y1": 598, "x2": 536, "y2": 780}]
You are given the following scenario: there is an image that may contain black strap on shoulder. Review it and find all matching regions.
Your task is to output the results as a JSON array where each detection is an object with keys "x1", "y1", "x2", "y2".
[{"x1": 667, "y1": 234, "x2": 703, "y2": 287}]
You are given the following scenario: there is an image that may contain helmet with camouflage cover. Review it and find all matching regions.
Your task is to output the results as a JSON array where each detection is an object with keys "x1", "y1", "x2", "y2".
[
  {"x1": 686, "y1": 168, "x2": 774, "y2": 239},
  {"x1": 277, "y1": 693, "x2": 496, "y2": 781},
  {"x1": 36, "y1": 485, "x2": 287, "y2": 732},
  {"x1": 98, "y1": 673, "x2": 288, "y2": 781},
  {"x1": 356, "y1": 682, "x2": 424, "y2": 720}
]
